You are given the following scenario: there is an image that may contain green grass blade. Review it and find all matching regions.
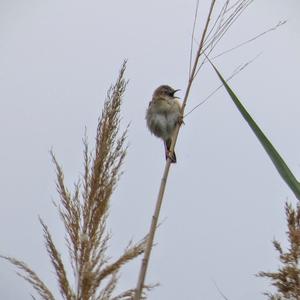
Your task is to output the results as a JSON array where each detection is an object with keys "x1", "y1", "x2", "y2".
[{"x1": 211, "y1": 63, "x2": 300, "y2": 200}]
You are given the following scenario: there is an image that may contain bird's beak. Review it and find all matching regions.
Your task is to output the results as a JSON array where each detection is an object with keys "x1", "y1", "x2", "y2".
[{"x1": 172, "y1": 89, "x2": 180, "y2": 98}]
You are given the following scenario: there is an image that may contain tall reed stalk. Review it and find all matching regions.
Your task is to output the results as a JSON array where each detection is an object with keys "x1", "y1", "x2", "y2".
[{"x1": 134, "y1": 1, "x2": 253, "y2": 299}]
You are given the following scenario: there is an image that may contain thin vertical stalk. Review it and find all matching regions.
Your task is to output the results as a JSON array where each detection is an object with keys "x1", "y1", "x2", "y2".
[{"x1": 133, "y1": 1, "x2": 216, "y2": 299}]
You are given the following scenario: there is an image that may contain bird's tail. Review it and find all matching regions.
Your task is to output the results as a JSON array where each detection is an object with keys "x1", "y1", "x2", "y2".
[{"x1": 164, "y1": 139, "x2": 176, "y2": 163}]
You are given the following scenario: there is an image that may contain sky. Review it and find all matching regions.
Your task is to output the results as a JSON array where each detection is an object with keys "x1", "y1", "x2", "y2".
[{"x1": 0, "y1": 0, "x2": 300, "y2": 299}]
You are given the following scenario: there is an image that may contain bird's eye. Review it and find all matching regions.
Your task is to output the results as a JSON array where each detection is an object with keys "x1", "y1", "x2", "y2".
[{"x1": 163, "y1": 89, "x2": 170, "y2": 96}]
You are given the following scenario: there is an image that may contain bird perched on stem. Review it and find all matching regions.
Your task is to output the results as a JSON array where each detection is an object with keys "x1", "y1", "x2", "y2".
[{"x1": 146, "y1": 85, "x2": 182, "y2": 163}]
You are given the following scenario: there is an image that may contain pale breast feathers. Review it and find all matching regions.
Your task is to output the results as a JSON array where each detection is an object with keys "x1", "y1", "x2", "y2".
[{"x1": 146, "y1": 99, "x2": 181, "y2": 140}]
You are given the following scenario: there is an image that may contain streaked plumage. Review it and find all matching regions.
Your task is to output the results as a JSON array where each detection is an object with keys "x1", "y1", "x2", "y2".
[{"x1": 146, "y1": 85, "x2": 182, "y2": 163}]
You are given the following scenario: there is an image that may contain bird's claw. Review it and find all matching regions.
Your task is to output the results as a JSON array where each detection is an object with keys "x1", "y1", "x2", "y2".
[
  {"x1": 166, "y1": 150, "x2": 176, "y2": 163},
  {"x1": 178, "y1": 114, "x2": 184, "y2": 125}
]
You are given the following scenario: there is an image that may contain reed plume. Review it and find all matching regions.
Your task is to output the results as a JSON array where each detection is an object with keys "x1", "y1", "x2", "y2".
[
  {"x1": 258, "y1": 202, "x2": 300, "y2": 300},
  {"x1": 2, "y1": 61, "x2": 147, "y2": 300}
]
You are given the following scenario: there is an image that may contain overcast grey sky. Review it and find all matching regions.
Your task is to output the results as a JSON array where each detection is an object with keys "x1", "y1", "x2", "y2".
[{"x1": 1, "y1": 1, "x2": 300, "y2": 299}]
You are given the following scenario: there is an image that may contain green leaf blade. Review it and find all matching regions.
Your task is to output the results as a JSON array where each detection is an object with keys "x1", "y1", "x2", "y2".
[{"x1": 212, "y1": 64, "x2": 300, "y2": 200}]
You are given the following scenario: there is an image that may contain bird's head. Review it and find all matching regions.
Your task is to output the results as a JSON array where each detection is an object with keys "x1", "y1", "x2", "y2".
[{"x1": 153, "y1": 85, "x2": 180, "y2": 101}]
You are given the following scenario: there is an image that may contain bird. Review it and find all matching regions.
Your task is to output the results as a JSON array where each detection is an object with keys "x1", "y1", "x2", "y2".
[{"x1": 146, "y1": 85, "x2": 182, "y2": 163}]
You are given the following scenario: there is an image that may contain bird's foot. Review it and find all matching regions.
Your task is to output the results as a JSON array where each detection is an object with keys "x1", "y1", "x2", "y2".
[
  {"x1": 165, "y1": 150, "x2": 177, "y2": 163},
  {"x1": 177, "y1": 114, "x2": 185, "y2": 125}
]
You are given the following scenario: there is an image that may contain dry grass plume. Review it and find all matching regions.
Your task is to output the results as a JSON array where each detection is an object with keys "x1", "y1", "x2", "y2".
[
  {"x1": 258, "y1": 202, "x2": 300, "y2": 300},
  {"x1": 1, "y1": 61, "x2": 147, "y2": 300}
]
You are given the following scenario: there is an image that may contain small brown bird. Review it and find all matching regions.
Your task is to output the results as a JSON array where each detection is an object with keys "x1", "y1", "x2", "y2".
[{"x1": 146, "y1": 85, "x2": 182, "y2": 163}]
